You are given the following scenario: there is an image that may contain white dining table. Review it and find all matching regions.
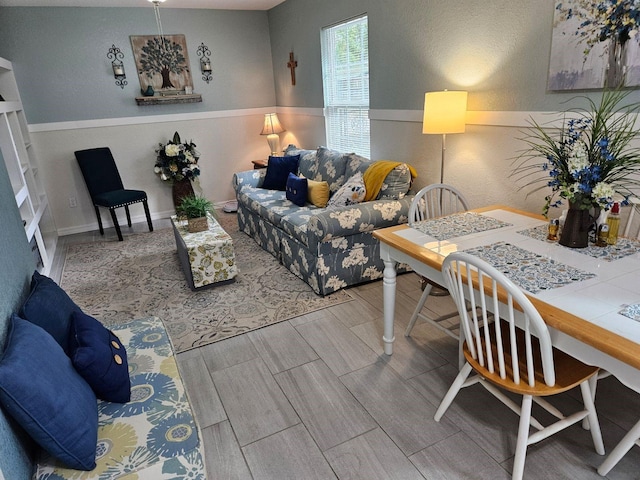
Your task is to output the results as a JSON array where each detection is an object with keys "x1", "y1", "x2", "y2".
[{"x1": 373, "y1": 205, "x2": 640, "y2": 473}]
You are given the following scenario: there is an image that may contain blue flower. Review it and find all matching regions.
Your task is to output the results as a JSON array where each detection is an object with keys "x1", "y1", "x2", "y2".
[{"x1": 147, "y1": 413, "x2": 199, "y2": 458}]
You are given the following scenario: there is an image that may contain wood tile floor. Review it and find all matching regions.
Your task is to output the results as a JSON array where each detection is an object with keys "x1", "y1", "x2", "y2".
[{"x1": 52, "y1": 218, "x2": 640, "y2": 479}]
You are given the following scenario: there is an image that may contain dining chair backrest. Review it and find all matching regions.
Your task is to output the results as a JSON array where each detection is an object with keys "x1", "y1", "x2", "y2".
[
  {"x1": 622, "y1": 197, "x2": 640, "y2": 239},
  {"x1": 75, "y1": 147, "x2": 126, "y2": 199},
  {"x1": 442, "y1": 252, "x2": 556, "y2": 388},
  {"x1": 409, "y1": 183, "x2": 469, "y2": 226}
]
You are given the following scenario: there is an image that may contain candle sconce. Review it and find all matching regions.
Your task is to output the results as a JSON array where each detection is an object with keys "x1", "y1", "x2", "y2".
[
  {"x1": 197, "y1": 42, "x2": 212, "y2": 84},
  {"x1": 108, "y1": 44, "x2": 127, "y2": 89}
]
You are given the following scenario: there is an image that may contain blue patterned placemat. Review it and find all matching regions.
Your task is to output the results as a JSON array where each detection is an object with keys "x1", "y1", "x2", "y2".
[
  {"x1": 619, "y1": 304, "x2": 640, "y2": 322},
  {"x1": 517, "y1": 225, "x2": 640, "y2": 262},
  {"x1": 463, "y1": 241, "x2": 596, "y2": 294},
  {"x1": 412, "y1": 212, "x2": 512, "y2": 241}
]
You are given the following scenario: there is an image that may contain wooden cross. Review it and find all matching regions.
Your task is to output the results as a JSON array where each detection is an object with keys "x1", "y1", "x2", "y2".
[{"x1": 287, "y1": 51, "x2": 298, "y2": 86}]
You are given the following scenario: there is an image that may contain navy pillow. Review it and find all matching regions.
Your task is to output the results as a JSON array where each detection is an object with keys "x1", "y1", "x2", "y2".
[
  {"x1": 286, "y1": 173, "x2": 308, "y2": 207},
  {"x1": 262, "y1": 155, "x2": 300, "y2": 191},
  {"x1": 0, "y1": 314, "x2": 98, "y2": 471},
  {"x1": 19, "y1": 271, "x2": 80, "y2": 354},
  {"x1": 68, "y1": 311, "x2": 131, "y2": 403}
]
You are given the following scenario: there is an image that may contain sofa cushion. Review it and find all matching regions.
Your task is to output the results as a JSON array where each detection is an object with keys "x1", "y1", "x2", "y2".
[
  {"x1": 0, "y1": 314, "x2": 98, "y2": 471},
  {"x1": 262, "y1": 155, "x2": 300, "y2": 191},
  {"x1": 284, "y1": 145, "x2": 318, "y2": 179},
  {"x1": 307, "y1": 178, "x2": 330, "y2": 208},
  {"x1": 286, "y1": 173, "x2": 308, "y2": 207},
  {"x1": 327, "y1": 172, "x2": 366, "y2": 208},
  {"x1": 19, "y1": 271, "x2": 81, "y2": 354},
  {"x1": 317, "y1": 146, "x2": 349, "y2": 193},
  {"x1": 238, "y1": 186, "x2": 312, "y2": 228},
  {"x1": 345, "y1": 153, "x2": 374, "y2": 179},
  {"x1": 68, "y1": 310, "x2": 131, "y2": 403}
]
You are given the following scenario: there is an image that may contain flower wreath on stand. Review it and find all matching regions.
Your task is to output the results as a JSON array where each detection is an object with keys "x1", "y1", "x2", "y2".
[
  {"x1": 154, "y1": 132, "x2": 201, "y2": 209},
  {"x1": 512, "y1": 89, "x2": 640, "y2": 215}
]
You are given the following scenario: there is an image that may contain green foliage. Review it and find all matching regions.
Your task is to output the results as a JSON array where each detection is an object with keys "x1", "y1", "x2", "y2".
[{"x1": 176, "y1": 195, "x2": 214, "y2": 219}]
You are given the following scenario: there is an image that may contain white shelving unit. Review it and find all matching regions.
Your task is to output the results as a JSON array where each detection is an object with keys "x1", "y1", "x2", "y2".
[{"x1": 0, "y1": 56, "x2": 56, "y2": 274}]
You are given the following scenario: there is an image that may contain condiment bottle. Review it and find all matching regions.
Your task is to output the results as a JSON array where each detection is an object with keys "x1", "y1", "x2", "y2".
[
  {"x1": 597, "y1": 223, "x2": 609, "y2": 247},
  {"x1": 547, "y1": 219, "x2": 559, "y2": 241},
  {"x1": 607, "y1": 202, "x2": 620, "y2": 245}
]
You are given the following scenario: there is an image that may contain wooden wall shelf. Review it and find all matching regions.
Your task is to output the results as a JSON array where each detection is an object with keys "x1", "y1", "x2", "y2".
[{"x1": 135, "y1": 94, "x2": 202, "y2": 106}]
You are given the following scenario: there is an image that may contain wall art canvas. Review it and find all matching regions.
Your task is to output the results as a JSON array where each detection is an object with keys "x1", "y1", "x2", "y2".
[
  {"x1": 130, "y1": 34, "x2": 193, "y2": 93},
  {"x1": 548, "y1": 1, "x2": 640, "y2": 90}
]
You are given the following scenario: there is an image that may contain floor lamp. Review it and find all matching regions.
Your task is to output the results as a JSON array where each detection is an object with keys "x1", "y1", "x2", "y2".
[{"x1": 422, "y1": 90, "x2": 467, "y2": 184}]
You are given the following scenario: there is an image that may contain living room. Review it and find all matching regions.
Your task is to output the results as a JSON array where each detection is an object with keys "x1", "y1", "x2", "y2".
[{"x1": 1, "y1": 0, "x2": 640, "y2": 479}]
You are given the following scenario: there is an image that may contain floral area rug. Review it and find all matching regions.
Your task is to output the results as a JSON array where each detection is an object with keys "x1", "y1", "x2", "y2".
[{"x1": 60, "y1": 213, "x2": 353, "y2": 353}]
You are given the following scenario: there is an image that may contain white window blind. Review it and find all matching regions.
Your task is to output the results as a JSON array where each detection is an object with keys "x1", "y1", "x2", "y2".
[{"x1": 321, "y1": 15, "x2": 370, "y2": 158}]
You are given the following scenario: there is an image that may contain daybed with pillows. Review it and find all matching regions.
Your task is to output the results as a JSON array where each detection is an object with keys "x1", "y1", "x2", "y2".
[
  {"x1": 233, "y1": 145, "x2": 417, "y2": 296},
  {"x1": 0, "y1": 271, "x2": 206, "y2": 479}
]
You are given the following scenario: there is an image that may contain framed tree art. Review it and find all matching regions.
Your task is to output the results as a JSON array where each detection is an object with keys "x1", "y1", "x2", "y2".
[
  {"x1": 131, "y1": 34, "x2": 201, "y2": 105},
  {"x1": 548, "y1": 1, "x2": 640, "y2": 90}
]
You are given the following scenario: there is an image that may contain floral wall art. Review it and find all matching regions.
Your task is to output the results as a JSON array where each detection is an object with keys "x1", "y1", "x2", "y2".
[{"x1": 548, "y1": 1, "x2": 640, "y2": 90}]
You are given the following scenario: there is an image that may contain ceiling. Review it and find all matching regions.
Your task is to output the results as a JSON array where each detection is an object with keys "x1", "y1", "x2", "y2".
[{"x1": 0, "y1": 0, "x2": 285, "y2": 9}]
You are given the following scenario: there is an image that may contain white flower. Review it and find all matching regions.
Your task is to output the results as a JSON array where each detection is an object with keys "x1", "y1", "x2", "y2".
[
  {"x1": 592, "y1": 182, "x2": 615, "y2": 207},
  {"x1": 165, "y1": 144, "x2": 180, "y2": 157}
]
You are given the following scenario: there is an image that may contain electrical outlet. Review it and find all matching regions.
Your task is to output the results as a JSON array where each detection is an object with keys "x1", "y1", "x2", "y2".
[{"x1": 69, "y1": 196, "x2": 77, "y2": 208}]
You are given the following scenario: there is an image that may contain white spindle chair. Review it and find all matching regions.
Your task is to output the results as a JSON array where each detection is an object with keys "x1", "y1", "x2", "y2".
[
  {"x1": 405, "y1": 184, "x2": 469, "y2": 339},
  {"x1": 435, "y1": 252, "x2": 605, "y2": 480}
]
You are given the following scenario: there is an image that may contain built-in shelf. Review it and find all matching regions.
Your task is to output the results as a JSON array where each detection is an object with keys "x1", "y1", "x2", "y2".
[
  {"x1": 135, "y1": 93, "x2": 202, "y2": 106},
  {"x1": 0, "y1": 56, "x2": 57, "y2": 274}
]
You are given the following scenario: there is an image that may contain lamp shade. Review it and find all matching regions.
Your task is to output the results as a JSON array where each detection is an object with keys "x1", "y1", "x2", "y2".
[
  {"x1": 422, "y1": 91, "x2": 467, "y2": 135},
  {"x1": 260, "y1": 113, "x2": 285, "y2": 135}
]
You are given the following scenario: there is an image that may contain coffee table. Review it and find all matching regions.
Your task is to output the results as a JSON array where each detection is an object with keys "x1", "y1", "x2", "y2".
[{"x1": 171, "y1": 212, "x2": 237, "y2": 291}]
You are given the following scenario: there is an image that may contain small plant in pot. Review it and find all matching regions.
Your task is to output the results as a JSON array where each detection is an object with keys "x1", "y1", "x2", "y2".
[{"x1": 175, "y1": 194, "x2": 214, "y2": 233}]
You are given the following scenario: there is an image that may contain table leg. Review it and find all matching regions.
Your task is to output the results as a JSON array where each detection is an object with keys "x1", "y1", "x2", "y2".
[{"x1": 382, "y1": 259, "x2": 397, "y2": 355}]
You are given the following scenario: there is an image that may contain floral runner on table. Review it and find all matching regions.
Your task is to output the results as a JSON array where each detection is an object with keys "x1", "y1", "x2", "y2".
[
  {"x1": 412, "y1": 212, "x2": 512, "y2": 241},
  {"x1": 463, "y1": 241, "x2": 596, "y2": 294},
  {"x1": 517, "y1": 224, "x2": 640, "y2": 262}
]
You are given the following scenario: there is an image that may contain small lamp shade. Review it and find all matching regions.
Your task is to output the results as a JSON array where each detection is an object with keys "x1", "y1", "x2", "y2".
[
  {"x1": 422, "y1": 91, "x2": 467, "y2": 135},
  {"x1": 260, "y1": 113, "x2": 286, "y2": 156}
]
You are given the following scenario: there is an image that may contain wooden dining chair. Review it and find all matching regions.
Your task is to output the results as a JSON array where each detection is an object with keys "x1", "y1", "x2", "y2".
[
  {"x1": 405, "y1": 183, "x2": 469, "y2": 339},
  {"x1": 75, "y1": 147, "x2": 153, "y2": 241},
  {"x1": 435, "y1": 252, "x2": 605, "y2": 480}
]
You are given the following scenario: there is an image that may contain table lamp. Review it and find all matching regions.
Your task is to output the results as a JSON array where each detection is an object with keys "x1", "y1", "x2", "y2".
[
  {"x1": 422, "y1": 90, "x2": 467, "y2": 184},
  {"x1": 260, "y1": 113, "x2": 286, "y2": 156}
]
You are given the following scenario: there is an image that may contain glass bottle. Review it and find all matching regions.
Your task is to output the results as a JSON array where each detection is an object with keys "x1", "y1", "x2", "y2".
[{"x1": 607, "y1": 202, "x2": 620, "y2": 245}]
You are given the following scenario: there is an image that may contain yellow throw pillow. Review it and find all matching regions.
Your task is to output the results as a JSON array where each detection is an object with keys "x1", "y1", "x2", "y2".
[{"x1": 306, "y1": 178, "x2": 330, "y2": 208}]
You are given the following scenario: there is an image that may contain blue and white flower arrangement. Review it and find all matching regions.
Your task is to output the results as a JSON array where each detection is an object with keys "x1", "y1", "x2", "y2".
[
  {"x1": 154, "y1": 131, "x2": 200, "y2": 183},
  {"x1": 512, "y1": 89, "x2": 640, "y2": 216}
]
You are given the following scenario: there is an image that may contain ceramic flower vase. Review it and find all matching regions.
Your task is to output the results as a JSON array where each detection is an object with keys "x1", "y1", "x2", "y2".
[
  {"x1": 172, "y1": 178, "x2": 194, "y2": 210},
  {"x1": 559, "y1": 203, "x2": 597, "y2": 248}
]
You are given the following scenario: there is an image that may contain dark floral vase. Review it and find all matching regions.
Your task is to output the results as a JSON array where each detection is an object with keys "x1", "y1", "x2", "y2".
[
  {"x1": 559, "y1": 202, "x2": 598, "y2": 248},
  {"x1": 172, "y1": 178, "x2": 194, "y2": 211}
]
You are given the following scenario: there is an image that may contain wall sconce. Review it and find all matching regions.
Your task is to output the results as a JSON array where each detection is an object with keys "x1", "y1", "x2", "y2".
[
  {"x1": 260, "y1": 113, "x2": 286, "y2": 156},
  {"x1": 197, "y1": 43, "x2": 213, "y2": 84},
  {"x1": 108, "y1": 44, "x2": 127, "y2": 89}
]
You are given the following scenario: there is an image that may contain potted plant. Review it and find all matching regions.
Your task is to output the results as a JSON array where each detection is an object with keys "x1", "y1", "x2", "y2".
[{"x1": 175, "y1": 194, "x2": 214, "y2": 233}]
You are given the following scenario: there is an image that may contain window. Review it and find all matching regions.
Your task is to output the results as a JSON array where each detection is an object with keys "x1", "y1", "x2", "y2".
[{"x1": 321, "y1": 15, "x2": 370, "y2": 158}]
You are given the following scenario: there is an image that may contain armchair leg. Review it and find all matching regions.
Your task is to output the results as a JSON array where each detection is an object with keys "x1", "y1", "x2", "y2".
[
  {"x1": 109, "y1": 208, "x2": 124, "y2": 241},
  {"x1": 143, "y1": 200, "x2": 153, "y2": 232},
  {"x1": 94, "y1": 206, "x2": 105, "y2": 235}
]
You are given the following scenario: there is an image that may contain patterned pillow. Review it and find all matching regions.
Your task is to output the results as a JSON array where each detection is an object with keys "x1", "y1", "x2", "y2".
[
  {"x1": 284, "y1": 144, "x2": 318, "y2": 179},
  {"x1": 317, "y1": 146, "x2": 350, "y2": 193},
  {"x1": 345, "y1": 153, "x2": 374, "y2": 179},
  {"x1": 327, "y1": 172, "x2": 366, "y2": 208},
  {"x1": 378, "y1": 163, "x2": 413, "y2": 199}
]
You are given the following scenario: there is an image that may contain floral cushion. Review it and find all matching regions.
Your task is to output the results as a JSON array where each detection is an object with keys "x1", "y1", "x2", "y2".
[
  {"x1": 317, "y1": 146, "x2": 350, "y2": 193},
  {"x1": 284, "y1": 144, "x2": 318, "y2": 180},
  {"x1": 34, "y1": 317, "x2": 205, "y2": 480},
  {"x1": 327, "y1": 172, "x2": 366, "y2": 208}
]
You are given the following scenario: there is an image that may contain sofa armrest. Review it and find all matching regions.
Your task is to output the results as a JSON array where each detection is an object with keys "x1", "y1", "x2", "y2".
[
  {"x1": 233, "y1": 169, "x2": 266, "y2": 193},
  {"x1": 307, "y1": 197, "x2": 413, "y2": 246}
]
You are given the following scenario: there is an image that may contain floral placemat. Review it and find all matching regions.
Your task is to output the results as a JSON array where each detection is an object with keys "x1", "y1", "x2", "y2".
[
  {"x1": 619, "y1": 304, "x2": 640, "y2": 322},
  {"x1": 412, "y1": 212, "x2": 512, "y2": 241},
  {"x1": 463, "y1": 241, "x2": 596, "y2": 294},
  {"x1": 517, "y1": 224, "x2": 640, "y2": 262}
]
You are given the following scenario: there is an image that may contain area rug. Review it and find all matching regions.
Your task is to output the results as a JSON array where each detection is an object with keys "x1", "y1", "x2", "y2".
[{"x1": 60, "y1": 213, "x2": 353, "y2": 353}]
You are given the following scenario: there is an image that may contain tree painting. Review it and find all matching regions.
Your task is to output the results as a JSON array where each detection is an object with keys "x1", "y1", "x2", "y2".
[{"x1": 131, "y1": 34, "x2": 194, "y2": 93}]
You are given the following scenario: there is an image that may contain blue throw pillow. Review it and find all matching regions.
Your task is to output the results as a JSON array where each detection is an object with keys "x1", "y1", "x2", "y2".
[
  {"x1": 262, "y1": 155, "x2": 300, "y2": 191},
  {"x1": 19, "y1": 271, "x2": 80, "y2": 354},
  {"x1": 0, "y1": 314, "x2": 98, "y2": 471},
  {"x1": 285, "y1": 173, "x2": 308, "y2": 207},
  {"x1": 68, "y1": 311, "x2": 131, "y2": 403}
]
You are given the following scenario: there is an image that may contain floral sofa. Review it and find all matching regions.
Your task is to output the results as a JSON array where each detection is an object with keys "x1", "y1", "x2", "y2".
[{"x1": 233, "y1": 145, "x2": 415, "y2": 296}]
